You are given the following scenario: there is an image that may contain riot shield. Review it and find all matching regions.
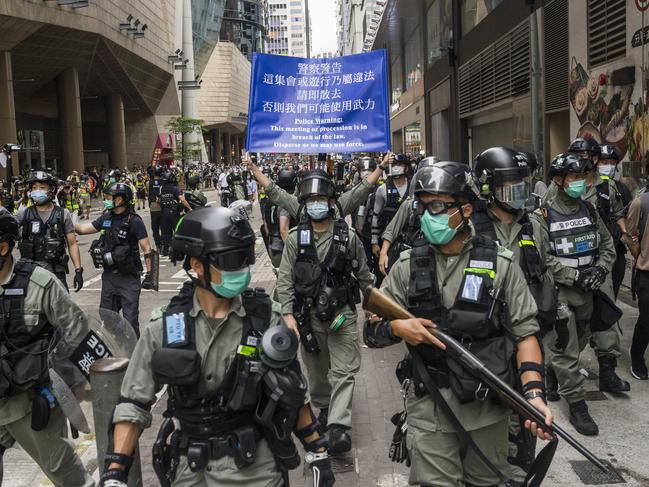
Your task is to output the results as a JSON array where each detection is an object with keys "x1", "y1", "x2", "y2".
[
  {"x1": 150, "y1": 249, "x2": 160, "y2": 291},
  {"x1": 48, "y1": 308, "x2": 136, "y2": 434}
]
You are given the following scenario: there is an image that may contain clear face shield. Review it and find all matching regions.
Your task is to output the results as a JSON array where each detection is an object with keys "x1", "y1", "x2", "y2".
[{"x1": 493, "y1": 167, "x2": 531, "y2": 210}]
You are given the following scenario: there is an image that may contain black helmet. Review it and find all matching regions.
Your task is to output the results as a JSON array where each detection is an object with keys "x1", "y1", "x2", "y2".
[
  {"x1": 187, "y1": 175, "x2": 200, "y2": 188},
  {"x1": 109, "y1": 169, "x2": 122, "y2": 180},
  {"x1": 517, "y1": 151, "x2": 538, "y2": 170},
  {"x1": 227, "y1": 171, "x2": 242, "y2": 185},
  {"x1": 277, "y1": 169, "x2": 298, "y2": 192},
  {"x1": 413, "y1": 161, "x2": 477, "y2": 201},
  {"x1": 154, "y1": 165, "x2": 164, "y2": 177},
  {"x1": 172, "y1": 206, "x2": 256, "y2": 271},
  {"x1": 474, "y1": 147, "x2": 531, "y2": 209},
  {"x1": 183, "y1": 189, "x2": 208, "y2": 209},
  {"x1": 599, "y1": 144, "x2": 620, "y2": 162},
  {"x1": 160, "y1": 171, "x2": 172, "y2": 183},
  {"x1": 26, "y1": 171, "x2": 58, "y2": 191},
  {"x1": 549, "y1": 153, "x2": 592, "y2": 178},
  {"x1": 0, "y1": 210, "x2": 19, "y2": 243},
  {"x1": 416, "y1": 156, "x2": 439, "y2": 171},
  {"x1": 358, "y1": 156, "x2": 377, "y2": 172},
  {"x1": 298, "y1": 169, "x2": 335, "y2": 202},
  {"x1": 568, "y1": 137, "x2": 601, "y2": 158},
  {"x1": 107, "y1": 182, "x2": 133, "y2": 204}
]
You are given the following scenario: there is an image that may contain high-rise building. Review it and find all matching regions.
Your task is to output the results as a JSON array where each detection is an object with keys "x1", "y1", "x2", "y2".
[{"x1": 267, "y1": 0, "x2": 310, "y2": 57}]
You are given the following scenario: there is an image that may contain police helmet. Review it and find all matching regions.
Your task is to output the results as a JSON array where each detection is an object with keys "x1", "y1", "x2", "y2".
[
  {"x1": 298, "y1": 169, "x2": 335, "y2": 202},
  {"x1": 160, "y1": 171, "x2": 172, "y2": 183},
  {"x1": 517, "y1": 151, "x2": 538, "y2": 170},
  {"x1": 549, "y1": 152, "x2": 592, "y2": 178},
  {"x1": 473, "y1": 147, "x2": 531, "y2": 206},
  {"x1": 107, "y1": 182, "x2": 134, "y2": 205},
  {"x1": 172, "y1": 206, "x2": 256, "y2": 271},
  {"x1": 413, "y1": 161, "x2": 477, "y2": 201},
  {"x1": 183, "y1": 189, "x2": 208, "y2": 209},
  {"x1": 187, "y1": 175, "x2": 200, "y2": 188},
  {"x1": 568, "y1": 137, "x2": 601, "y2": 158},
  {"x1": 416, "y1": 156, "x2": 439, "y2": 171},
  {"x1": 228, "y1": 171, "x2": 243, "y2": 185},
  {"x1": 0, "y1": 210, "x2": 19, "y2": 243},
  {"x1": 277, "y1": 169, "x2": 298, "y2": 192},
  {"x1": 599, "y1": 144, "x2": 620, "y2": 162},
  {"x1": 154, "y1": 165, "x2": 164, "y2": 177},
  {"x1": 26, "y1": 171, "x2": 58, "y2": 191},
  {"x1": 109, "y1": 169, "x2": 122, "y2": 180}
]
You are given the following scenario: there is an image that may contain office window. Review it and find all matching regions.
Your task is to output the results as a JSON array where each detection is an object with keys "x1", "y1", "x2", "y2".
[{"x1": 426, "y1": 0, "x2": 452, "y2": 67}]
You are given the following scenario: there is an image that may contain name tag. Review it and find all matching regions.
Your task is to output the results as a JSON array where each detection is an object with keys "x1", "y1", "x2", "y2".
[
  {"x1": 165, "y1": 313, "x2": 187, "y2": 345},
  {"x1": 469, "y1": 260, "x2": 494, "y2": 270},
  {"x1": 246, "y1": 336, "x2": 259, "y2": 347},
  {"x1": 4, "y1": 288, "x2": 24, "y2": 296},
  {"x1": 102, "y1": 220, "x2": 112, "y2": 229},
  {"x1": 31, "y1": 221, "x2": 41, "y2": 234},
  {"x1": 300, "y1": 230, "x2": 311, "y2": 245}
]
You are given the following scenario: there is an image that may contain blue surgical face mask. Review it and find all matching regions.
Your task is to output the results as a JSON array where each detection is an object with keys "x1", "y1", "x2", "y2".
[
  {"x1": 598, "y1": 164, "x2": 616, "y2": 179},
  {"x1": 420, "y1": 210, "x2": 459, "y2": 245},
  {"x1": 564, "y1": 179, "x2": 587, "y2": 199},
  {"x1": 30, "y1": 190, "x2": 49, "y2": 206},
  {"x1": 306, "y1": 200, "x2": 330, "y2": 221},
  {"x1": 103, "y1": 199, "x2": 114, "y2": 210},
  {"x1": 211, "y1": 266, "x2": 251, "y2": 298}
]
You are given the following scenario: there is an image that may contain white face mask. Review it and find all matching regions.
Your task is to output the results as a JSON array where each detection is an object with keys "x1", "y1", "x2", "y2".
[
  {"x1": 390, "y1": 165, "x2": 405, "y2": 176},
  {"x1": 306, "y1": 200, "x2": 330, "y2": 220},
  {"x1": 598, "y1": 164, "x2": 616, "y2": 178}
]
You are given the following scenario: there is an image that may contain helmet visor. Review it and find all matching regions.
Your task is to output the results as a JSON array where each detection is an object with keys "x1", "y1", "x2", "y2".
[
  {"x1": 494, "y1": 178, "x2": 530, "y2": 207},
  {"x1": 208, "y1": 246, "x2": 256, "y2": 272},
  {"x1": 414, "y1": 167, "x2": 465, "y2": 196},
  {"x1": 299, "y1": 177, "x2": 333, "y2": 200}
]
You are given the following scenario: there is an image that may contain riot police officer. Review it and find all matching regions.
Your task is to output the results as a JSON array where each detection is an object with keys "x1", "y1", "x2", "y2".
[
  {"x1": 0, "y1": 211, "x2": 93, "y2": 486},
  {"x1": 353, "y1": 157, "x2": 379, "y2": 265},
  {"x1": 532, "y1": 153, "x2": 617, "y2": 436},
  {"x1": 371, "y1": 154, "x2": 410, "y2": 273},
  {"x1": 365, "y1": 161, "x2": 553, "y2": 487},
  {"x1": 135, "y1": 173, "x2": 147, "y2": 210},
  {"x1": 148, "y1": 165, "x2": 164, "y2": 250},
  {"x1": 263, "y1": 168, "x2": 297, "y2": 268},
  {"x1": 75, "y1": 183, "x2": 154, "y2": 335},
  {"x1": 277, "y1": 170, "x2": 374, "y2": 454},
  {"x1": 99, "y1": 207, "x2": 334, "y2": 487},
  {"x1": 16, "y1": 171, "x2": 83, "y2": 292},
  {"x1": 224, "y1": 170, "x2": 247, "y2": 206},
  {"x1": 159, "y1": 171, "x2": 181, "y2": 256},
  {"x1": 473, "y1": 147, "x2": 557, "y2": 481}
]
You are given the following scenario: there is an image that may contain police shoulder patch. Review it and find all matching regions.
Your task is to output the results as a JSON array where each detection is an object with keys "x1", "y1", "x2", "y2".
[
  {"x1": 496, "y1": 246, "x2": 515, "y2": 263},
  {"x1": 29, "y1": 266, "x2": 55, "y2": 288}
]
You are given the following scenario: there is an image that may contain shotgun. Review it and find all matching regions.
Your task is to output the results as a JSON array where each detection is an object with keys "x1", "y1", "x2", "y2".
[{"x1": 362, "y1": 286, "x2": 608, "y2": 473}]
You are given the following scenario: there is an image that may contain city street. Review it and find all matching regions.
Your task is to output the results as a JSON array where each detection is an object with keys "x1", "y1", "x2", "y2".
[{"x1": 2, "y1": 188, "x2": 648, "y2": 487}]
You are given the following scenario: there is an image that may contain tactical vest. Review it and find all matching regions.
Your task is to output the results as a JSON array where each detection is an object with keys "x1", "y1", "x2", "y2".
[
  {"x1": 293, "y1": 217, "x2": 360, "y2": 321},
  {"x1": 595, "y1": 180, "x2": 622, "y2": 242},
  {"x1": 0, "y1": 260, "x2": 51, "y2": 398},
  {"x1": 263, "y1": 202, "x2": 281, "y2": 239},
  {"x1": 90, "y1": 211, "x2": 143, "y2": 275},
  {"x1": 407, "y1": 237, "x2": 516, "y2": 403},
  {"x1": 160, "y1": 185, "x2": 180, "y2": 211},
  {"x1": 378, "y1": 178, "x2": 406, "y2": 230},
  {"x1": 18, "y1": 205, "x2": 68, "y2": 269},
  {"x1": 151, "y1": 287, "x2": 272, "y2": 438},
  {"x1": 544, "y1": 201, "x2": 599, "y2": 270},
  {"x1": 357, "y1": 190, "x2": 376, "y2": 240},
  {"x1": 148, "y1": 180, "x2": 162, "y2": 204}
]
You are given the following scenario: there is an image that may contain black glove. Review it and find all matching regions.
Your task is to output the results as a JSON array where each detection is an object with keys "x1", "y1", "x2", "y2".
[
  {"x1": 73, "y1": 267, "x2": 84, "y2": 293},
  {"x1": 99, "y1": 468, "x2": 128, "y2": 487},
  {"x1": 575, "y1": 266, "x2": 607, "y2": 292},
  {"x1": 141, "y1": 272, "x2": 153, "y2": 290},
  {"x1": 310, "y1": 457, "x2": 335, "y2": 487}
]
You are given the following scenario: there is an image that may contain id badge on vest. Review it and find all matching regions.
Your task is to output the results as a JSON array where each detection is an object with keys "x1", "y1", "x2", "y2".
[
  {"x1": 102, "y1": 220, "x2": 112, "y2": 229},
  {"x1": 461, "y1": 274, "x2": 484, "y2": 303},
  {"x1": 165, "y1": 313, "x2": 188, "y2": 347},
  {"x1": 31, "y1": 221, "x2": 41, "y2": 234}
]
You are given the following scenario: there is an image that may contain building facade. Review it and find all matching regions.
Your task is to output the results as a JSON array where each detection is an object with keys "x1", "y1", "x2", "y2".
[
  {"x1": 0, "y1": 0, "x2": 180, "y2": 176},
  {"x1": 267, "y1": 0, "x2": 310, "y2": 57}
]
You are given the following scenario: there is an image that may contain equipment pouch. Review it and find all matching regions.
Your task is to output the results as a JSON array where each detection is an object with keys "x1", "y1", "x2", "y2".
[
  {"x1": 186, "y1": 441, "x2": 209, "y2": 472},
  {"x1": 529, "y1": 280, "x2": 557, "y2": 336},
  {"x1": 151, "y1": 348, "x2": 201, "y2": 386},
  {"x1": 7, "y1": 339, "x2": 49, "y2": 394},
  {"x1": 293, "y1": 261, "x2": 321, "y2": 297},
  {"x1": 227, "y1": 359, "x2": 262, "y2": 411},
  {"x1": 232, "y1": 425, "x2": 257, "y2": 469},
  {"x1": 152, "y1": 417, "x2": 175, "y2": 487},
  {"x1": 17, "y1": 242, "x2": 34, "y2": 259},
  {"x1": 446, "y1": 335, "x2": 517, "y2": 404},
  {"x1": 30, "y1": 394, "x2": 50, "y2": 431},
  {"x1": 89, "y1": 240, "x2": 104, "y2": 269}
]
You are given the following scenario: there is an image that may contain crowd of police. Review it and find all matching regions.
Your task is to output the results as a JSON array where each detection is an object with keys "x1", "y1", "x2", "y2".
[{"x1": 0, "y1": 137, "x2": 647, "y2": 487}]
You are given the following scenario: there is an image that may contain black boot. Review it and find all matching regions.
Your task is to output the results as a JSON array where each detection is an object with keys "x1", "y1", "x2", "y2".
[
  {"x1": 598, "y1": 356, "x2": 630, "y2": 393},
  {"x1": 317, "y1": 408, "x2": 329, "y2": 435},
  {"x1": 545, "y1": 364, "x2": 560, "y2": 402},
  {"x1": 569, "y1": 400, "x2": 599, "y2": 436},
  {"x1": 328, "y1": 424, "x2": 352, "y2": 454}
]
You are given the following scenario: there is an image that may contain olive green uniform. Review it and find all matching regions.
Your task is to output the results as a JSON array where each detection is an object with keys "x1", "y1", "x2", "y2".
[
  {"x1": 380, "y1": 195, "x2": 412, "y2": 244},
  {"x1": 277, "y1": 223, "x2": 374, "y2": 428},
  {"x1": 114, "y1": 293, "x2": 287, "y2": 487},
  {"x1": 0, "y1": 261, "x2": 93, "y2": 487},
  {"x1": 531, "y1": 188, "x2": 616, "y2": 403},
  {"x1": 264, "y1": 177, "x2": 376, "y2": 220},
  {"x1": 381, "y1": 235, "x2": 539, "y2": 487}
]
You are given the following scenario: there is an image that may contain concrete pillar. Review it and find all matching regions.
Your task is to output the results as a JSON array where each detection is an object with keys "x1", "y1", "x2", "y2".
[
  {"x1": 214, "y1": 128, "x2": 222, "y2": 164},
  {"x1": 57, "y1": 67, "x2": 84, "y2": 174},
  {"x1": 105, "y1": 94, "x2": 127, "y2": 169},
  {"x1": 0, "y1": 51, "x2": 18, "y2": 177},
  {"x1": 233, "y1": 133, "x2": 241, "y2": 162},
  {"x1": 223, "y1": 131, "x2": 232, "y2": 165}
]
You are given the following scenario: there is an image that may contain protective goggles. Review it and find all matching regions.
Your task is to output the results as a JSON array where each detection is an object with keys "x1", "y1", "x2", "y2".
[
  {"x1": 415, "y1": 199, "x2": 463, "y2": 216},
  {"x1": 207, "y1": 246, "x2": 255, "y2": 272}
]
